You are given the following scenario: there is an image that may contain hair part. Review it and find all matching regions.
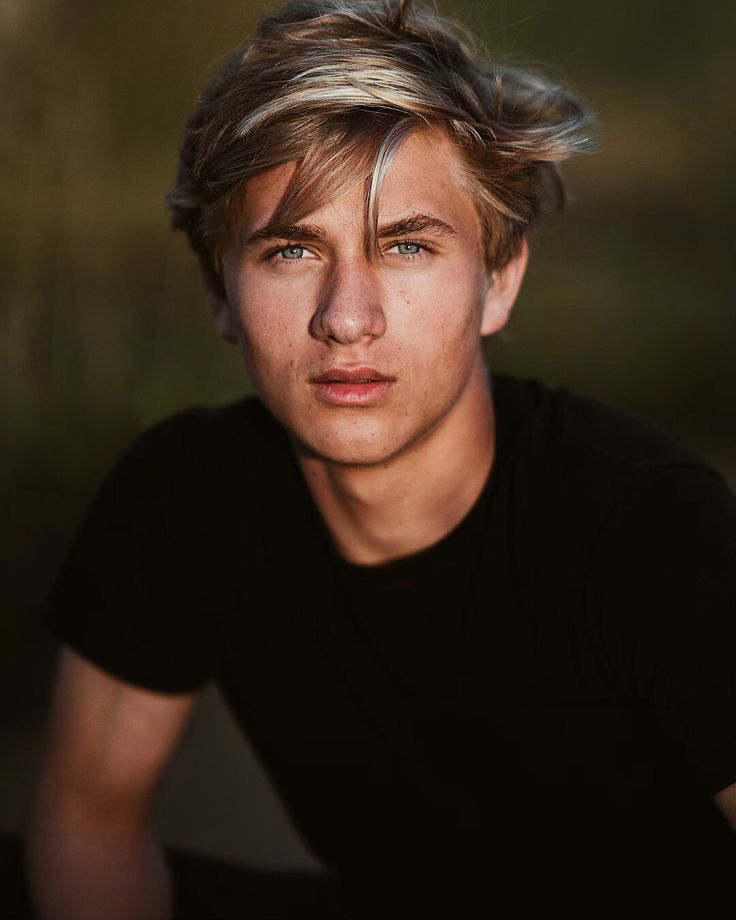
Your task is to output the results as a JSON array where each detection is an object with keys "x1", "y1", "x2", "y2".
[{"x1": 167, "y1": 0, "x2": 596, "y2": 298}]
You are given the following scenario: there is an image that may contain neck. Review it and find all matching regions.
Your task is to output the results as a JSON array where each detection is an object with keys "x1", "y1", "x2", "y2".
[{"x1": 294, "y1": 360, "x2": 496, "y2": 566}]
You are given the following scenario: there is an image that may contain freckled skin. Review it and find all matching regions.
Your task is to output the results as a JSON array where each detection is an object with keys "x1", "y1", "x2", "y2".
[{"x1": 214, "y1": 129, "x2": 525, "y2": 468}]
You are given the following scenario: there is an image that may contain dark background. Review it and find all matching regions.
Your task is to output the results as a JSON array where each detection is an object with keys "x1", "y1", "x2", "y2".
[{"x1": 2, "y1": 0, "x2": 735, "y2": 869}]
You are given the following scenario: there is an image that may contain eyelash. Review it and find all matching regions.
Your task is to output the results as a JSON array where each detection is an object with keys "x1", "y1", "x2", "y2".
[
  {"x1": 265, "y1": 238, "x2": 434, "y2": 266},
  {"x1": 385, "y1": 238, "x2": 433, "y2": 260}
]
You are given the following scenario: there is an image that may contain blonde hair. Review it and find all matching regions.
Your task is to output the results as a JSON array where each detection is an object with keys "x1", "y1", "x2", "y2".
[{"x1": 167, "y1": 0, "x2": 595, "y2": 297}]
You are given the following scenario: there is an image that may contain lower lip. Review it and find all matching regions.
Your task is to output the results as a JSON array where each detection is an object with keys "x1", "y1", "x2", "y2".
[{"x1": 311, "y1": 380, "x2": 393, "y2": 406}]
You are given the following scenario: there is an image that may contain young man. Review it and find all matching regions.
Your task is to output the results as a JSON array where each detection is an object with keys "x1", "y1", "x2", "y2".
[{"x1": 26, "y1": 0, "x2": 736, "y2": 917}]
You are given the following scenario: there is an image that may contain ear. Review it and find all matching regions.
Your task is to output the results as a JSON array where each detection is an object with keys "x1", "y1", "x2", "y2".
[
  {"x1": 202, "y1": 274, "x2": 240, "y2": 345},
  {"x1": 480, "y1": 239, "x2": 529, "y2": 337}
]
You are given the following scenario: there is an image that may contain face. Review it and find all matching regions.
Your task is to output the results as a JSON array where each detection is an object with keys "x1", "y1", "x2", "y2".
[{"x1": 212, "y1": 128, "x2": 526, "y2": 466}]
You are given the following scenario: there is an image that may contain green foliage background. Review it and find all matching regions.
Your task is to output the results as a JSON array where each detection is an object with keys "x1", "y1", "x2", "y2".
[{"x1": 2, "y1": 0, "x2": 735, "y2": 717}]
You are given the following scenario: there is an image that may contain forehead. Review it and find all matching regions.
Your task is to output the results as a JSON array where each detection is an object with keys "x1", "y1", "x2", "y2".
[{"x1": 237, "y1": 128, "x2": 483, "y2": 243}]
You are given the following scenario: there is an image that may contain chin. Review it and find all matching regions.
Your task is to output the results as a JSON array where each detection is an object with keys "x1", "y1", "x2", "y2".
[
  {"x1": 292, "y1": 420, "x2": 409, "y2": 468},
  {"x1": 296, "y1": 438, "x2": 398, "y2": 468}
]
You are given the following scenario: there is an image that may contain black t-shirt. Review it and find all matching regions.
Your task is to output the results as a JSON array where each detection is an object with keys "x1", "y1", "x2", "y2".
[
  {"x1": 329, "y1": 434, "x2": 497, "y2": 706},
  {"x1": 42, "y1": 374, "x2": 736, "y2": 917}
]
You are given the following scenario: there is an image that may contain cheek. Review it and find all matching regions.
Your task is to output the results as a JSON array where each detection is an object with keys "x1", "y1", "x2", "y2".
[
  {"x1": 392, "y1": 275, "x2": 484, "y2": 360},
  {"x1": 234, "y1": 290, "x2": 304, "y2": 376}
]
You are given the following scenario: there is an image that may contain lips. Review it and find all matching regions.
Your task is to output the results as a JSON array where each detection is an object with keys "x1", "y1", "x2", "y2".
[
  {"x1": 310, "y1": 366, "x2": 395, "y2": 406},
  {"x1": 311, "y1": 366, "x2": 394, "y2": 384}
]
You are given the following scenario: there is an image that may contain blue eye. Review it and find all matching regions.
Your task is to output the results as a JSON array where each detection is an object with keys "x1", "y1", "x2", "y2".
[
  {"x1": 281, "y1": 246, "x2": 305, "y2": 259},
  {"x1": 396, "y1": 242, "x2": 421, "y2": 255}
]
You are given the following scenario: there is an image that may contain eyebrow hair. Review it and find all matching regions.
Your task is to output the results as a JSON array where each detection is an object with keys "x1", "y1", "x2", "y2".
[
  {"x1": 242, "y1": 213, "x2": 457, "y2": 249},
  {"x1": 243, "y1": 222, "x2": 327, "y2": 249},
  {"x1": 376, "y1": 215, "x2": 457, "y2": 238}
]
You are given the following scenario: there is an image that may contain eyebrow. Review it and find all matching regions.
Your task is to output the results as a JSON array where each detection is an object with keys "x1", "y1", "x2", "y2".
[
  {"x1": 243, "y1": 223, "x2": 327, "y2": 249},
  {"x1": 377, "y1": 215, "x2": 457, "y2": 239},
  {"x1": 242, "y1": 213, "x2": 457, "y2": 249}
]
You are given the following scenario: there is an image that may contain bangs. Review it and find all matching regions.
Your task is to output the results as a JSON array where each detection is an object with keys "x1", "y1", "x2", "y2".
[{"x1": 217, "y1": 111, "x2": 424, "y2": 267}]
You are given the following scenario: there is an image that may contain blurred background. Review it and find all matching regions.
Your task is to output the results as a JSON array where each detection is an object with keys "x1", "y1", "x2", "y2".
[{"x1": 2, "y1": 0, "x2": 735, "y2": 872}]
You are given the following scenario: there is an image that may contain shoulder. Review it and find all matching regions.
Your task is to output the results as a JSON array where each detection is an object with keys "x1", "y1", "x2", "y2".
[
  {"x1": 546, "y1": 380, "x2": 736, "y2": 529},
  {"x1": 562, "y1": 388, "x2": 736, "y2": 675},
  {"x1": 495, "y1": 373, "x2": 731, "y2": 517},
  {"x1": 112, "y1": 395, "x2": 286, "y2": 484},
  {"x1": 587, "y1": 463, "x2": 736, "y2": 601},
  {"x1": 494, "y1": 371, "x2": 736, "y2": 575},
  {"x1": 493, "y1": 375, "x2": 736, "y2": 625},
  {"x1": 549, "y1": 383, "x2": 704, "y2": 471},
  {"x1": 495, "y1": 372, "x2": 706, "y2": 471},
  {"x1": 84, "y1": 395, "x2": 292, "y2": 533},
  {"x1": 123, "y1": 394, "x2": 283, "y2": 463},
  {"x1": 588, "y1": 461, "x2": 736, "y2": 594}
]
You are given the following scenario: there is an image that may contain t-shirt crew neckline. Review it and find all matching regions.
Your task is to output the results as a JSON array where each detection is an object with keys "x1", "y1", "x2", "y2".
[{"x1": 304, "y1": 372, "x2": 511, "y2": 579}]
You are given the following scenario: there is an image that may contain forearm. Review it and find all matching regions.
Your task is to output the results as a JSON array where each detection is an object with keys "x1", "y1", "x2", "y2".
[{"x1": 26, "y1": 789, "x2": 173, "y2": 920}]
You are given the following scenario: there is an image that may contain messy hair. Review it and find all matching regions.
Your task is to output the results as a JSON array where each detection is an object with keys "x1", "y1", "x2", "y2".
[{"x1": 167, "y1": 0, "x2": 595, "y2": 298}]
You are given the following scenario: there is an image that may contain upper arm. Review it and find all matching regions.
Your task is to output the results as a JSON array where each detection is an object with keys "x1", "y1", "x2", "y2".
[
  {"x1": 37, "y1": 646, "x2": 199, "y2": 820},
  {"x1": 714, "y1": 782, "x2": 736, "y2": 834},
  {"x1": 588, "y1": 465, "x2": 736, "y2": 796}
]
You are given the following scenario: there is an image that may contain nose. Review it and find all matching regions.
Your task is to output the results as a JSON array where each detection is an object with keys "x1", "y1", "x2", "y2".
[{"x1": 310, "y1": 259, "x2": 386, "y2": 345}]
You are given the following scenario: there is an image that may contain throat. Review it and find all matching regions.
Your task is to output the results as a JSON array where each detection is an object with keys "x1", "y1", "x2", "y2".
[{"x1": 295, "y1": 417, "x2": 496, "y2": 567}]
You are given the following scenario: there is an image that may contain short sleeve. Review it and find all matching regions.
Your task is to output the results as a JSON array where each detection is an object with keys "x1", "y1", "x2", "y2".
[
  {"x1": 42, "y1": 410, "x2": 216, "y2": 694},
  {"x1": 587, "y1": 464, "x2": 736, "y2": 796}
]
